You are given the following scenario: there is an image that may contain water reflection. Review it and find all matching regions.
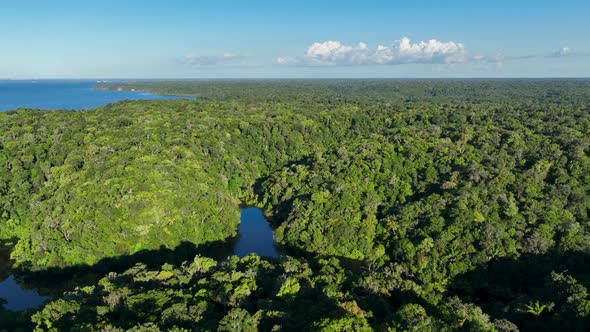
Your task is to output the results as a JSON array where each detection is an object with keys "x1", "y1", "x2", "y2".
[
  {"x1": 0, "y1": 276, "x2": 51, "y2": 311},
  {"x1": 0, "y1": 240, "x2": 52, "y2": 311},
  {"x1": 0, "y1": 207, "x2": 282, "y2": 311},
  {"x1": 206, "y1": 207, "x2": 283, "y2": 260},
  {"x1": 233, "y1": 207, "x2": 281, "y2": 258}
]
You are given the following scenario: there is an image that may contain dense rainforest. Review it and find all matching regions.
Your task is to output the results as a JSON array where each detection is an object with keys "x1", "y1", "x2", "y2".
[{"x1": 2, "y1": 80, "x2": 590, "y2": 331}]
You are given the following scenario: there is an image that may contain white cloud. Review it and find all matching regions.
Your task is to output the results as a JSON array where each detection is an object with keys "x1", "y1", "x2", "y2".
[
  {"x1": 277, "y1": 37, "x2": 467, "y2": 66},
  {"x1": 179, "y1": 53, "x2": 252, "y2": 66}
]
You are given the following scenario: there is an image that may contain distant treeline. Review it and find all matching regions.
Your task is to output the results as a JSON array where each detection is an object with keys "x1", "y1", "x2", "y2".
[{"x1": 96, "y1": 78, "x2": 590, "y2": 105}]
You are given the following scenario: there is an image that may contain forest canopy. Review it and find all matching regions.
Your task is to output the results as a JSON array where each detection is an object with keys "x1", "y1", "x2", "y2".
[{"x1": 1, "y1": 79, "x2": 590, "y2": 331}]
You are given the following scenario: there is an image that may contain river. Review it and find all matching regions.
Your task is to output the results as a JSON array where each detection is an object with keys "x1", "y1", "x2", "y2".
[{"x1": 0, "y1": 207, "x2": 281, "y2": 311}]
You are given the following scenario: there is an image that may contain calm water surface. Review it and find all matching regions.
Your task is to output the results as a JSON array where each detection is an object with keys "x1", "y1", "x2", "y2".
[
  {"x1": 0, "y1": 208, "x2": 280, "y2": 311},
  {"x1": 233, "y1": 207, "x2": 282, "y2": 258},
  {"x1": 0, "y1": 80, "x2": 192, "y2": 111},
  {"x1": 0, "y1": 276, "x2": 52, "y2": 311}
]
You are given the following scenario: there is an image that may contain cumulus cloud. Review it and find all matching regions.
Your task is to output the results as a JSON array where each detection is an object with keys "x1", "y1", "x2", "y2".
[
  {"x1": 277, "y1": 37, "x2": 467, "y2": 66},
  {"x1": 179, "y1": 53, "x2": 252, "y2": 66},
  {"x1": 278, "y1": 38, "x2": 588, "y2": 68}
]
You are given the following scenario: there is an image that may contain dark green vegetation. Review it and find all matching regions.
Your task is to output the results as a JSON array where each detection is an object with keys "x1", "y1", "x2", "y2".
[
  {"x1": 97, "y1": 79, "x2": 590, "y2": 105},
  {"x1": 2, "y1": 80, "x2": 590, "y2": 331}
]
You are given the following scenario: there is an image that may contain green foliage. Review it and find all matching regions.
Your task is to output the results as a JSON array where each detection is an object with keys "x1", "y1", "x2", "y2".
[
  {"x1": 525, "y1": 301, "x2": 547, "y2": 316},
  {"x1": 26, "y1": 256, "x2": 360, "y2": 331},
  {"x1": 217, "y1": 308, "x2": 258, "y2": 332},
  {"x1": 391, "y1": 303, "x2": 434, "y2": 332},
  {"x1": 313, "y1": 316, "x2": 373, "y2": 332},
  {"x1": 276, "y1": 277, "x2": 300, "y2": 298},
  {"x1": 0, "y1": 303, "x2": 33, "y2": 332},
  {"x1": 2, "y1": 79, "x2": 590, "y2": 331}
]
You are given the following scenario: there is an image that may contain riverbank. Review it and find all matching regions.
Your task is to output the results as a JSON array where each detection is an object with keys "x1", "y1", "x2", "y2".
[{"x1": 0, "y1": 208, "x2": 280, "y2": 311}]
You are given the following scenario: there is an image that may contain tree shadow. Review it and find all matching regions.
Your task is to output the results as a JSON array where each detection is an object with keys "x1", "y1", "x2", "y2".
[
  {"x1": 447, "y1": 250, "x2": 590, "y2": 331},
  {"x1": 11, "y1": 240, "x2": 233, "y2": 297},
  {"x1": 0, "y1": 239, "x2": 18, "y2": 282},
  {"x1": 253, "y1": 257, "x2": 369, "y2": 331},
  {"x1": 4, "y1": 240, "x2": 265, "y2": 330}
]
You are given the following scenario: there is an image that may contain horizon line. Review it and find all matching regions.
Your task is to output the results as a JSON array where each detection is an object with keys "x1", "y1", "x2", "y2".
[{"x1": 2, "y1": 77, "x2": 590, "y2": 81}]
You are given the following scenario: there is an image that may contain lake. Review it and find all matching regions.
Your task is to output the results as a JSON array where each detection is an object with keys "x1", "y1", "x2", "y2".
[
  {"x1": 232, "y1": 207, "x2": 282, "y2": 259},
  {"x1": 0, "y1": 207, "x2": 280, "y2": 311},
  {"x1": 0, "y1": 80, "x2": 191, "y2": 112}
]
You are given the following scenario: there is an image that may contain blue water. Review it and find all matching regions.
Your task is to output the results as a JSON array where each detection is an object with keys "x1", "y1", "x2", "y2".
[
  {"x1": 0, "y1": 208, "x2": 280, "y2": 311},
  {"x1": 0, "y1": 80, "x2": 198, "y2": 311},
  {"x1": 0, "y1": 80, "x2": 273, "y2": 310},
  {"x1": 233, "y1": 208, "x2": 281, "y2": 258},
  {"x1": 0, "y1": 276, "x2": 51, "y2": 311},
  {"x1": 0, "y1": 80, "x2": 191, "y2": 112}
]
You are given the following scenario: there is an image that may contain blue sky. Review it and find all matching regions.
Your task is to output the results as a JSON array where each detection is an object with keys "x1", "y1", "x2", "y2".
[{"x1": 1, "y1": 0, "x2": 588, "y2": 78}]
